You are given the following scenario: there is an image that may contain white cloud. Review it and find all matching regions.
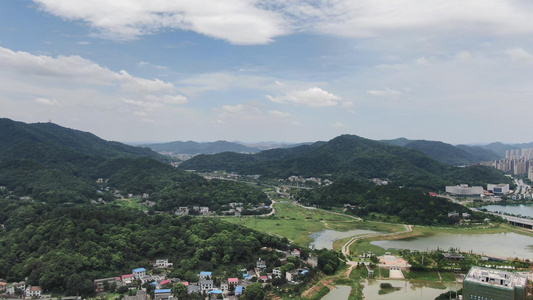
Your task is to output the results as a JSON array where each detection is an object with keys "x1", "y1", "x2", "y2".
[
  {"x1": 121, "y1": 99, "x2": 164, "y2": 110},
  {"x1": 506, "y1": 47, "x2": 533, "y2": 63},
  {"x1": 333, "y1": 122, "x2": 344, "y2": 128},
  {"x1": 266, "y1": 87, "x2": 341, "y2": 107},
  {"x1": 33, "y1": 0, "x2": 287, "y2": 44},
  {"x1": 35, "y1": 97, "x2": 62, "y2": 107},
  {"x1": 367, "y1": 88, "x2": 402, "y2": 97},
  {"x1": 138, "y1": 61, "x2": 168, "y2": 70},
  {"x1": 77, "y1": 41, "x2": 91, "y2": 45},
  {"x1": 269, "y1": 110, "x2": 290, "y2": 118},
  {"x1": 145, "y1": 94, "x2": 188, "y2": 105}
]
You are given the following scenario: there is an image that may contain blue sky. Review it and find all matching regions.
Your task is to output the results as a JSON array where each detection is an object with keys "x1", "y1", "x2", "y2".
[{"x1": 1, "y1": 0, "x2": 532, "y2": 144}]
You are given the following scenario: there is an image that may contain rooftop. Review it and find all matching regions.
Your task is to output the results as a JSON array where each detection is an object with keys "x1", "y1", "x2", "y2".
[
  {"x1": 133, "y1": 268, "x2": 146, "y2": 272},
  {"x1": 465, "y1": 266, "x2": 528, "y2": 289},
  {"x1": 154, "y1": 289, "x2": 172, "y2": 294}
]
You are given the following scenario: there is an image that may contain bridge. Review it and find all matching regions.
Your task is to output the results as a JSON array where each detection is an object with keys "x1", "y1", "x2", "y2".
[{"x1": 493, "y1": 213, "x2": 533, "y2": 229}]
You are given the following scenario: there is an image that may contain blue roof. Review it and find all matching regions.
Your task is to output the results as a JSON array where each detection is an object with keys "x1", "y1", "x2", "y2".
[
  {"x1": 208, "y1": 290, "x2": 223, "y2": 294},
  {"x1": 301, "y1": 270, "x2": 309, "y2": 274},
  {"x1": 235, "y1": 286, "x2": 243, "y2": 293},
  {"x1": 150, "y1": 281, "x2": 158, "y2": 286},
  {"x1": 200, "y1": 271, "x2": 212, "y2": 276},
  {"x1": 133, "y1": 268, "x2": 146, "y2": 272},
  {"x1": 154, "y1": 289, "x2": 171, "y2": 294}
]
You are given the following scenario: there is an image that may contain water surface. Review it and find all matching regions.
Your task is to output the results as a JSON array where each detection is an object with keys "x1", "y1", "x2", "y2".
[
  {"x1": 362, "y1": 279, "x2": 455, "y2": 300},
  {"x1": 371, "y1": 232, "x2": 533, "y2": 259},
  {"x1": 482, "y1": 203, "x2": 533, "y2": 218},
  {"x1": 310, "y1": 229, "x2": 377, "y2": 250},
  {"x1": 321, "y1": 285, "x2": 351, "y2": 300}
]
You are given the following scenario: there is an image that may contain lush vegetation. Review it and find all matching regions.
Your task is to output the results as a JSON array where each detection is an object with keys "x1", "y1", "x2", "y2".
[
  {"x1": 297, "y1": 180, "x2": 471, "y2": 225},
  {"x1": 381, "y1": 138, "x2": 501, "y2": 165},
  {"x1": 0, "y1": 118, "x2": 269, "y2": 210},
  {"x1": 139, "y1": 140, "x2": 260, "y2": 155},
  {"x1": 180, "y1": 135, "x2": 511, "y2": 190},
  {"x1": 0, "y1": 201, "x2": 288, "y2": 296}
]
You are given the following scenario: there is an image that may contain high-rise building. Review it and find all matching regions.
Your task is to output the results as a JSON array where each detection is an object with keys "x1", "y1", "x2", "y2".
[{"x1": 463, "y1": 266, "x2": 528, "y2": 300}]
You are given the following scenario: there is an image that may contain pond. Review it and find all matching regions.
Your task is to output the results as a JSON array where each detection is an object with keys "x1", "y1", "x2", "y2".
[
  {"x1": 371, "y1": 231, "x2": 533, "y2": 259},
  {"x1": 309, "y1": 229, "x2": 377, "y2": 250},
  {"x1": 482, "y1": 203, "x2": 533, "y2": 218},
  {"x1": 321, "y1": 285, "x2": 352, "y2": 300},
  {"x1": 362, "y1": 279, "x2": 456, "y2": 300}
]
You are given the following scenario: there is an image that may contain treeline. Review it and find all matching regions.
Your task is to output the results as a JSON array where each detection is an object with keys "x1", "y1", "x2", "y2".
[
  {"x1": 297, "y1": 180, "x2": 471, "y2": 225},
  {"x1": 180, "y1": 135, "x2": 511, "y2": 190},
  {"x1": 0, "y1": 201, "x2": 288, "y2": 296}
]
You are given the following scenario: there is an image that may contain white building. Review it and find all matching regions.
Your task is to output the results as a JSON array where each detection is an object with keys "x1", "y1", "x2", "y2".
[
  {"x1": 487, "y1": 184, "x2": 510, "y2": 195},
  {"x1": 445, "y1": 184, "x2": 483, "y2": 195}
]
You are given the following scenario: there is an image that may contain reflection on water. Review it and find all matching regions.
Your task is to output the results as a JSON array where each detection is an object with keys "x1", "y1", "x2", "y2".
[
  {"x1": 310, "y1": 229, "x2": 377, "y2": 250},
  {"x1": 482, "y1": 203, "x2": 533, "y2": 218},
  {"x1": 371, "y1": 232, "x2": 533, "y2": 259},
  {"x1": 362, "y1": 279, "x2": 456, "y2": 300},
  {"x1": 321, "y1": 285, "x2": 351, "y2": 300}
]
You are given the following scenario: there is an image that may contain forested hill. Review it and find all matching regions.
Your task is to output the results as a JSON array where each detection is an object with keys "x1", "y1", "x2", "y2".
[
  {"x1": 139, "y1": 140, "x2": 260, "y2": 154},
  {"x1": 0, "y1": 201, "x2": 289, "y2": 296},
  {"x1": 0, "y1": 118, "x2": 268, "y2": 209},
  {"x1": 0, "y1": 118, "x2": 164, "y2": 162},
  {"x1": 180, "y1": 134, "x2": 510, "y2": 190},
  {"x1": 380, "y1": 138, "x2": 500, "y2": 165}
]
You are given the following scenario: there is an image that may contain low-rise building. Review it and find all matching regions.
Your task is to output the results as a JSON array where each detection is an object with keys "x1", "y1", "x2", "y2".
[
  {"x1": 200, "y1": 280, "x2": 214, "y2": 291},
  {"x1": 25, "y1": 286, "x2": 42, "y2": 298},
  {"x1": 132, "y1": 268, "x2": 146, "y2": 279},
  {"x1": 445, "y1": 184, "x2": 483, "y2": 196},
  {"x1": 199, "y1": 271, "x2": 212, "y2": 280},
  {"x1": 256, "y1": 259, "x2": 266, "y2": 272},
  {"x1": 463, "y1": 266, "x2": 528, "y2": 300}
]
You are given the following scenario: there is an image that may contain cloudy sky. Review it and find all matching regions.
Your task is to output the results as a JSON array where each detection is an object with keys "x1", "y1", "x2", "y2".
[{"x1": 1, "y1": 0, "x2": 532, "y2": 144}]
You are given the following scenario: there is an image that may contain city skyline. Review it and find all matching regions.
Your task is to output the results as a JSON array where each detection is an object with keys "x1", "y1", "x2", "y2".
[{"x1": 1, "y1": 1, "x2": 533, "y2": 144}]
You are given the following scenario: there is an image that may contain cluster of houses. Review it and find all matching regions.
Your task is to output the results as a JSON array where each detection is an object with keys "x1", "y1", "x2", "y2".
[
  {"x1": 0, "y1": 281, "x2": 46, "y2": 299},
  {"x1": 286, "y1": 176, "x2": 332, "y2": 186}
]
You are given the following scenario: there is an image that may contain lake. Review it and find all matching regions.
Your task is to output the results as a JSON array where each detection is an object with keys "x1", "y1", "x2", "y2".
[
  {"x1": 482, "y1": 203, "x2": 533, "y2": 218},
  {"x1": 322, "y1": 285, "x2": 352, "y2": 300},
  {"x1": 362, "y1": 279, "x2": 456, "y2": 300},
  {"x1": 309, "y1": 229, "x2": 377, "y2": 250},
  {"x1": 371, "y1": 231, "x2": 533, "y2": 259}
]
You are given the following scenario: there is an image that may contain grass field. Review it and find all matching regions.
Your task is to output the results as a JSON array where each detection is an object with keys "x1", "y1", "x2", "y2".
[
  {"x1": 112, "y1": 198, "x2": 146, "y2": 210},
  {"x1": 224, "y1": 203, "x2": 402, "y2": 246}
]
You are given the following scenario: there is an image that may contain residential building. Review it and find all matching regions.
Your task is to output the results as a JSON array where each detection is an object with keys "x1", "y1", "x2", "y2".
[
  {"x1": 154, "y1": 259, "x2": 173, "y2": 268},
  {"x1": 290, "y1": 249, "x2": 301, "y2": 258},
  {"x1": 132, "y1": 268, "x2": 146, "y2": 279},
  {"x1": 94, "y1": 277, "x2": 116, "y2": 293},
  {"x1": 153, "y1": 289, "x2": 172, "y2": 300},
  {"x1": 123, "y1": 290, "x2": 147, "y2": 300},
  {"x1": 273, "y1": 268, "x2": 282, "y2": 278},
  {"x1": 200, "y1": 280, "x2": 214, "y2": 291},
  {"x1": 463, "y1": 266, "x2": 528, "y2": 300},
  {"x1": 286, "y1": 271, "x2": 299, "y2": 282},
  {"x1": 228, "y1": 278, "x2": 239, "y2": 286},
  {"x1": 199, "y1": 271, "x2": 212, "y2": 280},
  {"x1": 121, "y1": 274, "x2": 134, "y2": 285},
  {"x1": 25, "y1": 286, "x2": 42, "y2": 298},
  {"x1": 256, "y1": 259, "x2": 266, "y2": 272}
]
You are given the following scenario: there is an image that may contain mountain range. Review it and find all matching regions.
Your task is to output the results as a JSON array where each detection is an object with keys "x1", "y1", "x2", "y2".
[
  {"x1": 0, "y1": 118, "x2": 266, "y2": 209},
  {"x1": 180, "y1": 134, "x2": 511, "y2": 190}
]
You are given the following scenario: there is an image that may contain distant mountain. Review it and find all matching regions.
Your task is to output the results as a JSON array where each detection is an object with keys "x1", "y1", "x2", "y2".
[
  {"x1": 480, "y1": 142, "x2": 533, "y2": 158},
  {"x1": 181, "y1": 134, "x2": 510, "y2": 190},
  {"x1": 0, "y1": 118, "x2": 267, "y2": 208},
  {"x1": 139, "y1": 140, "x2": 261, "y2": 154},
  {"x1": 381, "y1": 138, "x2": 500, "y2": 165}
]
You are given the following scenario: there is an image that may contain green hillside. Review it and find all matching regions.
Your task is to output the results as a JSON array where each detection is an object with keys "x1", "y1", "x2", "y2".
[
  {"x1": 140, "y1": 140, "x2": 260, "y2": 154},
  {"x1": 181, "y1": 135, "x2": 510, "y2": 190},
  {"x1": 0, "y1": 119, "x2": 267, "y2": 209}
]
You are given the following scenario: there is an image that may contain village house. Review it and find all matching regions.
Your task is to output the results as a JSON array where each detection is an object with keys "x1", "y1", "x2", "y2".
[
  {"x1": 220, "y1": 281, "x2": 228, "y2": 292},
  {"x1": 307, "y1": 255, "x2": 318, "y2": 268},
  {"x1": 94, "y1": 277, "x2": 116, "y2": 293},
  {"x1": 175, "y1": 207, "x2": 189, "y2": 216},
  {"x1": 12, "y1": 282, "x2": 26, "y2": 293},
  {"x1": 256, "y1": 259, "x2": 267, "y2": 272},
  {"x1": 200, "y1": 280, "x2": 214, "y2": 291},
  {"x1": 123, "y1": 290, "x2": 147, "y2": 300},
  {"x1": 0, "y1": 282, "x2": 7, "y2": 292},
  {"x1": 25, "y1": 286, "x2": 42, "y2": 298},
  {"x1": 286, "y1": 270, "x2": 299, "y2": 282},
  {"x1": 228, "y1": 278, "x2": 239, "y2": 286},
  {"x1": 290, "y1": 249, "x2": 301, "y2": 258},
  {"x1": 272, "y1": 268, "x2": 282, "y2": 278},
  {"x1": 132, "y1": 268, "x2": 146, "y2": 279},
  {"x1": 154, "y1": 259, "x2": 173, "y2": 268},
  {"x1": 153, "y1": 289, "x2": 172, "y2": 300},
  {"x1": 199, "y1": 271, "x2": 212, "y2": 280},
  {"x1": 121, "y1": 274, "x2": 134, "y2": 285}
]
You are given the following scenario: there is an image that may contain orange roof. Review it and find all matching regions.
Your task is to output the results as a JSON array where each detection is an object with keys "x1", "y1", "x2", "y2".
[{"x1": 30, "y1": 286, "x2": 41, "y2": 291}]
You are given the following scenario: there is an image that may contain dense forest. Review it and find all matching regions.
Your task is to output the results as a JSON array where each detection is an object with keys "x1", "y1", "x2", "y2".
[
  {"x1": 180, "y1": 135, "x2": 511, "y2": 190},
  {"x1": 297, "y1": 180, "x2": 473, "y2": 225},
  {"x1": 0, "y1": 119, "x2": 269, "y2": 210},
  {"x1": 0, "y1": 200, "x2": 288, "y2": 295}
]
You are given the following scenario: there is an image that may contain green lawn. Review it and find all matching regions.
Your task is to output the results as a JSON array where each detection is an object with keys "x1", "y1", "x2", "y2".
[
  {"x1": 224, "y1": 203, "x2": 379, "y2": 246},
  {"x1": 111, "y1": 198, "x2": 146, "y2": 210},
  {"x1": 404, "y1": 270, "x2": 441, "y2": 281}
]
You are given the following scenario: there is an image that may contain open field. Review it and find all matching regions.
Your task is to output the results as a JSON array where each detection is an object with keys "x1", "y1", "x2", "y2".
[
  {"x1": 224, "y1": 202, "x2": 404, "y2": 246},
  {"x1": 112, "y1": 198, "x2": 145, "y2": 210}
]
